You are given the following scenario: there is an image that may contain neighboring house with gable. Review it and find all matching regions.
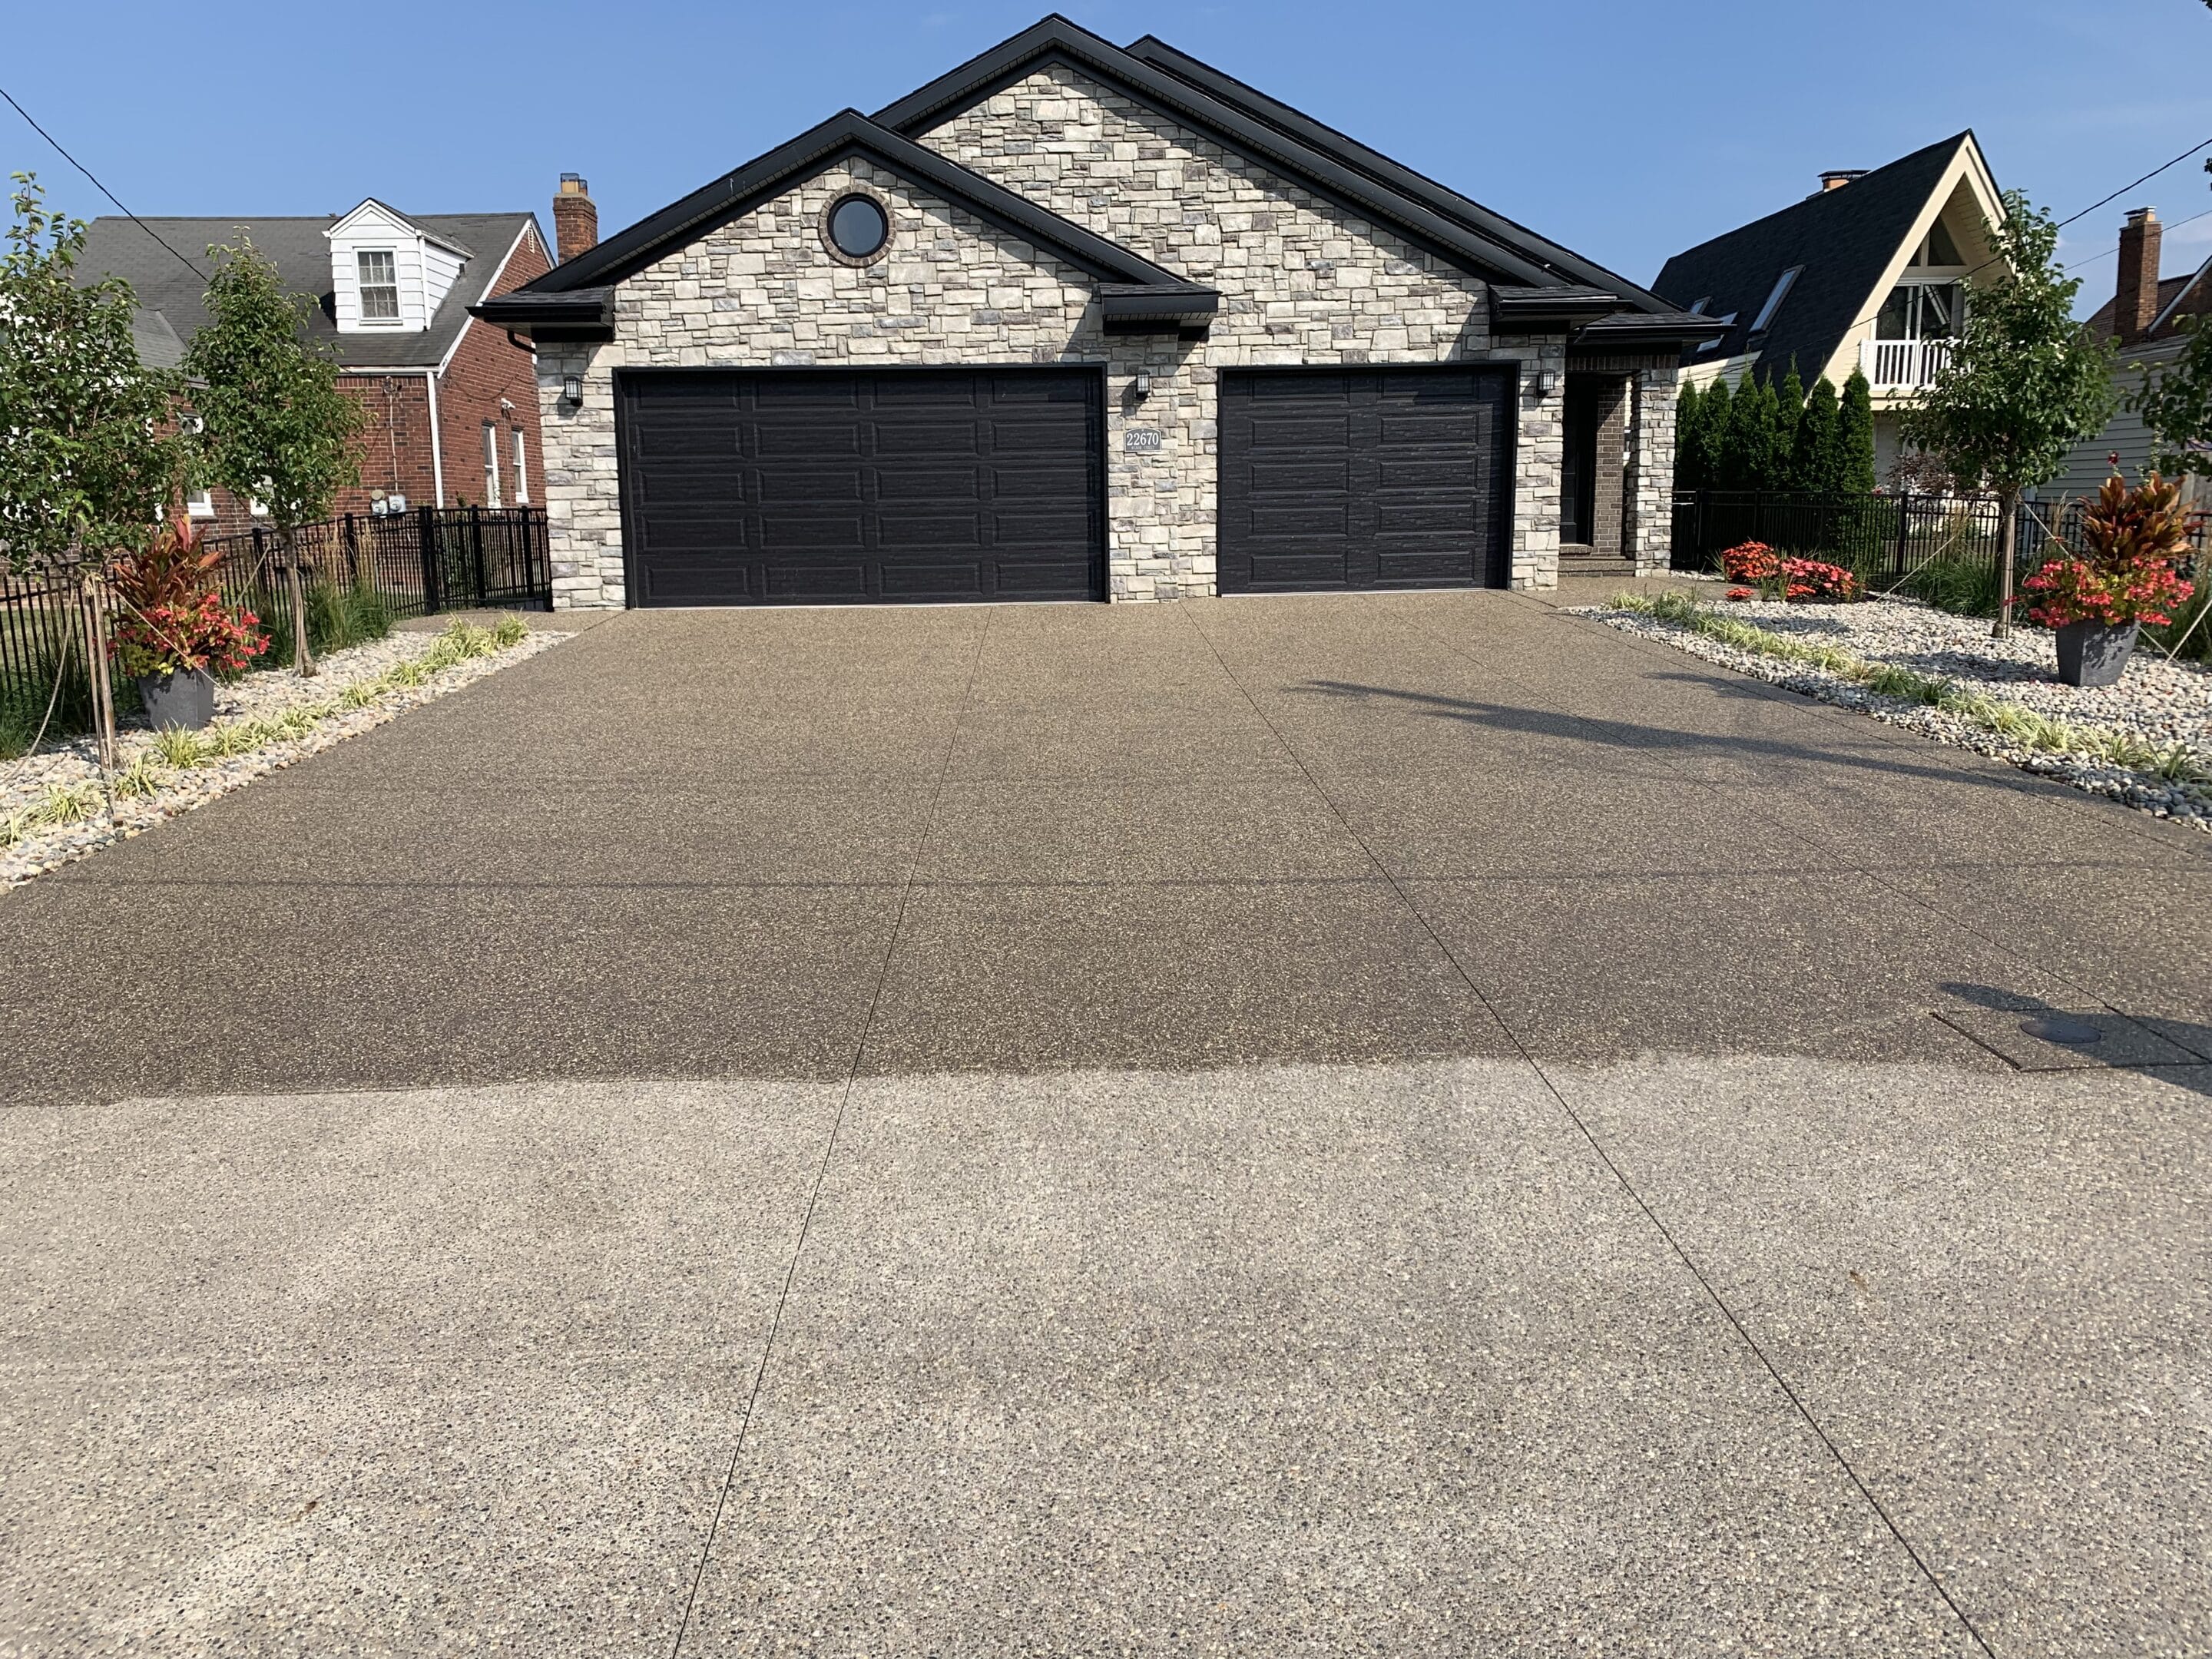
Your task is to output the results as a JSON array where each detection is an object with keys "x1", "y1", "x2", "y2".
[
  {"x1": 80, "y1": 193, "x2": 574, "y2": 535},
  {"x1": 479, "y1": 17, "x2": 1721, "y2": 608},
  {"x1": 1653, "y1": 134, "x2": 2008, "y2": 485},
  {"x1": 2047, "y1": 206, "x2": 2212, "y2": 507}
]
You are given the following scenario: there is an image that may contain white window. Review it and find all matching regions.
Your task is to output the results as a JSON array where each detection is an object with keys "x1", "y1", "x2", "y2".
[
  {"x1": 482, "y1": 422, "x2": 502, "y2": 508},
  {"x1": 1749, "y1": 267, "x2": 1803, "y2": 336},
  {"x1": 249, "y1": 497, "x2": 270, "y2": 518},
  {"x1": 511, "y1": 428, "x2": 528, "y2": 504},
  {"x1": 185, "y1": 488, "x2": 215, "y2": 518},
  {"x1": 357, "y1": 250, "x2": 400, "y2": 321}
]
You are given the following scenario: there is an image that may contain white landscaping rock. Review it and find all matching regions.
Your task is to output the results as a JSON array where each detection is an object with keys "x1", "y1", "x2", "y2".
[
  {"x1": 1573, "y1": 593, "x2": 2212, "y2": 833},
  {"x1": 1, "y1": 628, "x2": 568, "y2": 890}
]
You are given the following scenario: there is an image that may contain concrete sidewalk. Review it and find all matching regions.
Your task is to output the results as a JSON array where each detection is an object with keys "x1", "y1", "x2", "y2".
[{"x1": 1, "y1": 592, "x2": 2205, "y2": 1655}]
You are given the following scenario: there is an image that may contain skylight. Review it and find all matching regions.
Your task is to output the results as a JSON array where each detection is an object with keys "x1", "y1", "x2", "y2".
[
  {"x1": 1690, "y1": 296, "x2": 1711, "y2": 315},
  {"x1": 1750, "y1": 267, "x2": 1803, "y2": 335}
]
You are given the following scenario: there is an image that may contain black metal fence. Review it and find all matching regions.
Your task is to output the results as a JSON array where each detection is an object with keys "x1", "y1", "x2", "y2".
[
  {"x1": 199, "y1": 506, "x2": 551, "y2": 619},
  {"x1": 1, "y1": 508, "x2": 550, "y2": 757},
  {"x1": 1670, "y1": 489, "x2": 2210, "y2": 583}
]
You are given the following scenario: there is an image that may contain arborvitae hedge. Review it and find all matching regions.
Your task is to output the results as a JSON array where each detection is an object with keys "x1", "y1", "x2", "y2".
[{"x1": 1673, "y1": 365, "x2": 1876, "y2": 495}]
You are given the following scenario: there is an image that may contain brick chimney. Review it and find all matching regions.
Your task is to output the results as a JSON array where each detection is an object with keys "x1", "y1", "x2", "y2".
[
  {"x1": 553, "y1": 174, "x2": 598, "y2": 264},
  {"x1": 1818, "y1": 170, "x2": 1866, "y2": 193},
  {"x1": 2115, "y1": 207, "x2": 2161, "y2": 345}
]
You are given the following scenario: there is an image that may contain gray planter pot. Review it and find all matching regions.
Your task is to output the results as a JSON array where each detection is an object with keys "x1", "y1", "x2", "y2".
[
  {"x1": 137, "y1": 669, "x2": 216, "y2": 730},
  {"x1": 2053, "y1": 621, "x2": 2137, "y2": 688}
]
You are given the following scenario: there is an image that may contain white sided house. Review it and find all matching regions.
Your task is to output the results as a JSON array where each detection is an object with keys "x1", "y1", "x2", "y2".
[
  {"x1": 1655, "y1": 134, "x2": 2008, "y2": 483},
  {"x1": 480, "y1": 19, "x2": 1719, "y2": 609}
]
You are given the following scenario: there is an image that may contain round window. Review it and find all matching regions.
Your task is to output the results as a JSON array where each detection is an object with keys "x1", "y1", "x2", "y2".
[{"x1": 827, "y1": 194, "x2": 889, "y2": 260}]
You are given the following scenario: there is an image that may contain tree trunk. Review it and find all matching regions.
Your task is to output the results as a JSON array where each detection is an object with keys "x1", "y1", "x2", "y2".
[
  {"x1": 79, "y1": 569, "x2": 119, "y2": 770},
  {"x1": 1992, "y1": 488, "x2": 2019, "y2": 641},
  {"x1": 285, "y1": 527, "x2": 317, "y2": 678}
]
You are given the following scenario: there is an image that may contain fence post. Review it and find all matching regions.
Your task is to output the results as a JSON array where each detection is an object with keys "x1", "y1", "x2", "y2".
[
  {"x1": 470, "y1": 505, "x2": 487, "y2": 608},
  {"x1": 419, "y1": 505, "x2": 444, "y2": 614},
  {"x1": 1893, "y1": 490, "x2": 1911, "y2": 581}
]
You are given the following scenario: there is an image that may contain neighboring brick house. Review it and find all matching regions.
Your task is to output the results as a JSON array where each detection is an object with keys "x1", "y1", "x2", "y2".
[
  {"x1": 2048, "y1": 207, "x2": 2212, "y2": 506},
  {"x1": 80, "y1": 199, "x2": 558, "y2": 536},
  {"x1": 480, "y1": 19, "x2": 1719, "y2": 609}
]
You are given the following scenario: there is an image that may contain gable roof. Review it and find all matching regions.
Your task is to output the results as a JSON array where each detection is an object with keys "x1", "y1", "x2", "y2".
[
  {"x1": 879, "y1": 18, "x2": 1648, "y2": 304},
  {"x1": 78, "y1": 212, "x2": 540, "y2": 370},
  {"x1": 1653, "y1": 133, "x2": 1983, "y2": 381},
  {"x1": 482, "y1": 108, "x2": 1218, "y2": 339},
  {"x1": 491, "y1": 17, "x2": 1718, "y2": 348},
  {"x1": 326, "y1": 197, "x2": 475, "y2": 258},
  {"x1": 2081, "y1": 252, "x2": 2212, "y2": 349},
  {"x1": 1120, "y1": 34, "x2": 1677, "y2": 313}
]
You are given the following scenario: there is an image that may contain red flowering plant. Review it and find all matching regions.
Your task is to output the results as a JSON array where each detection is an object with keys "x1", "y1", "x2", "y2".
[
  {"x1": 1779, "y1": 557, "x2": 1859, "y2": 602},
  {"x1": 1719, "y1": 541, "x2": 1780, "y2": 582},
  {"x1": 2022, "y1": 471, "x2": 2195, "y2": 630},
  {"x1": 108, "y1": 516, "x2": 270, "y2": 678}
]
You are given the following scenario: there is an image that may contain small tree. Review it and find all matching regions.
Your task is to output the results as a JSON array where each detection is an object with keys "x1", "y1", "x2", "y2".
[
  {"x1": 1772, "y1": 363, "x2": 1805, "y2": 488},
  {"x1": 1694, "y1": 375, "x2": 1732, "y2": 490},
  {"x1": 1899, "y1": 191, "x2": 2114, "y2": 634},
  {"x1": 2131, "y1": 316, "x2": 2212, "y2": 482},
  {"x1": 1793, "y1": 376, "x2": 1842, "y2": 493},
  {"x1": 183, "y1": 238, "x2": 363, "y2": 676},
  {"x1": 1723, "y1": 374, "x2": 1778, "y2": 490},
  {"x1": 1836, "y1": 368, "x2": 1877, "y2": 494},
  {"x1": 0, "y1": 175, "x2": 181, "y2": 576},
  {"x1": 1674, "y1": 380, "x2": 1704, "y2": 490}
]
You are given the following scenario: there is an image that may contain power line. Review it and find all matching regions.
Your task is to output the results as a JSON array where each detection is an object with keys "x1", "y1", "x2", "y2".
[
  {"x1": 2063, "y1": 204, "x2": 2212, "y2": 270},
  {"x1": 2053, "y1": 136, "x2": 2212, "y2": 232},
  {"x1": 0, "y1": 82, "x2": 207, "y2": 281}
]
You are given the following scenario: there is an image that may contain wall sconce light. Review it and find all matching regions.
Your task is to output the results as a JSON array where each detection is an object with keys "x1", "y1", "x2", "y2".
[
  {"x1": 1532, "y1": 369, "x2": 1559, "y2": 397},
  {"x1": 1133, "y1": 373, "x2": 1152, "y2": 399},
  {"x1": 560, "y1": 375, "x2": 584, "y2": 409}
]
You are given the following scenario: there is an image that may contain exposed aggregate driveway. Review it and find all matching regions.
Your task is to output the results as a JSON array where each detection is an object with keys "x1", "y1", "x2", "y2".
[{"x1": 2, "y1": 589, "x2": 2207, "y2": 1657}]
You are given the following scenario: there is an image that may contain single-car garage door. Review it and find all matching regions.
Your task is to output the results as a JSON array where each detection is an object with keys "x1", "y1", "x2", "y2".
[
  {"x1": 618, "y1": 368, "x2": 1104, "y2": 606},
  {"x1": 1217, "y1": 368, "x2": 1512, "y2": 592}
]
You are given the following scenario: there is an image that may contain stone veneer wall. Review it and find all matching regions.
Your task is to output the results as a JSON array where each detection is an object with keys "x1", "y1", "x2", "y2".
[
  {"x1": 536, "y1": 161, "x2": 1107, "y2": 609},
  {"x1": 1629, "y1": 367, "x2": 1679, "y2": 574},
  {"x1": 924, "y1": 64, "x2": 1565, "y2": 594}
]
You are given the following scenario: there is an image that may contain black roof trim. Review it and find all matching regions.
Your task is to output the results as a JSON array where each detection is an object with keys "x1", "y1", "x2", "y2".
[
  {"x1": 871, "y1": 15, "x2": 1563, "y2": 288},
  {"x1": 1099, "y1": 281, "x2": 1220, "y2": 332},
  {"x1": 474, "y1": 286, "x2": 617, "y2": 342},
  {"x1": 1573, "y1": 310, "x2": 1733, "y2": 346},
  {"x1": 1122, "y1": 35, "x2": 1676, "y2": 316},
  {"x1": 499, "y1": 106, "x2": 1202, "y2": 311},
  {"x1": 1492, "y1": 284, "x2": 1626, "y2": 333}
]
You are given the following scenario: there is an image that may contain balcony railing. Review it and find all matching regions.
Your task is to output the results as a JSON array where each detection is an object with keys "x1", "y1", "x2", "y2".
[{"x1": 1859, "y1": 337, "x2": 1953, "y2": 389}]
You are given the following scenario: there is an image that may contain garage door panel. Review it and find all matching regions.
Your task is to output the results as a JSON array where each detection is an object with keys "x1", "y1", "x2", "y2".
[
  {"x1": 765, "y1": 561, "x2": 870, "y2": 598},
  {"x1": 621, "y1": 369, "x2": 1104, "y2": 607},
  {"x1": 760, "y1": 512, "x2": 869, "y2": 549},
  {"x1": 881, "y1": 562, "x2": 985, "y2": 598},
  {"x1": 1220, "y1": 369, "x2": 1511, "y2": 594}
]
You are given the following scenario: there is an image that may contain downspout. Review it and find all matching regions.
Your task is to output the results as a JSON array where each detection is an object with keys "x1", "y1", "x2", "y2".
[{"x1": 425, "y1": 367, "x2": 446, "y2": 507}]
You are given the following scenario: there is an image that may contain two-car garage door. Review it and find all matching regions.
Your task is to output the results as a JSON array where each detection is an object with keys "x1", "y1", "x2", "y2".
[
  {"x1": 619, "y1": 369, "x2": 1105, "y2": 606},
  {"x1": 616, "y1": 365, "x2": 1512, "y2": 605}
]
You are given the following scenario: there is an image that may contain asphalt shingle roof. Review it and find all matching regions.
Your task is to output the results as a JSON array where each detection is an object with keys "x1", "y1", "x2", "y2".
[
  {"x1": 1653, "y1": 134, "x2": 1974, "y2": 383},
  {"x1": 77, "y1": 211, "x2": 538, "y2": 370}
]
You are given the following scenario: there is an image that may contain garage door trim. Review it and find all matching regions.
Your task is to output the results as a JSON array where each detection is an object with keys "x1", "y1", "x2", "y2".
[{"x1": 612, "y1": 363, "x2": 1109, "y2": 608}]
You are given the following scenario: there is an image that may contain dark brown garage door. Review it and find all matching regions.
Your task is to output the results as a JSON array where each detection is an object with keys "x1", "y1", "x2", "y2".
[
  {"x1": 1217, "y1": 368, "x2": 1512, "y2": 592},
  {"x1": 618, "y1": 369, "x2": 1104, "y2": 606}
]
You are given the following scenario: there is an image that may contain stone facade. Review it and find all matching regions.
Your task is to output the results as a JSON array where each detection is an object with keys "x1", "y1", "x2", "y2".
[
  {"x1": 538, "y1": 161, "x2": 1110, "y2": 609},
  {"x1": 927, "y1": 65, "x2": 1565, "y2": 593},
  {"x1": 1628, "y1": 367, "x2": 1678, "y2": 575},
  {"x1": 532, "y1": 64, "x2": 1690, "y2": 608}
]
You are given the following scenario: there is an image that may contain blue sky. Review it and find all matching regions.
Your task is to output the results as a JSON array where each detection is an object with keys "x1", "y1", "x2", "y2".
[{"x1": 8, "y1": 0, "x2": 2210, "y2": 315}]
